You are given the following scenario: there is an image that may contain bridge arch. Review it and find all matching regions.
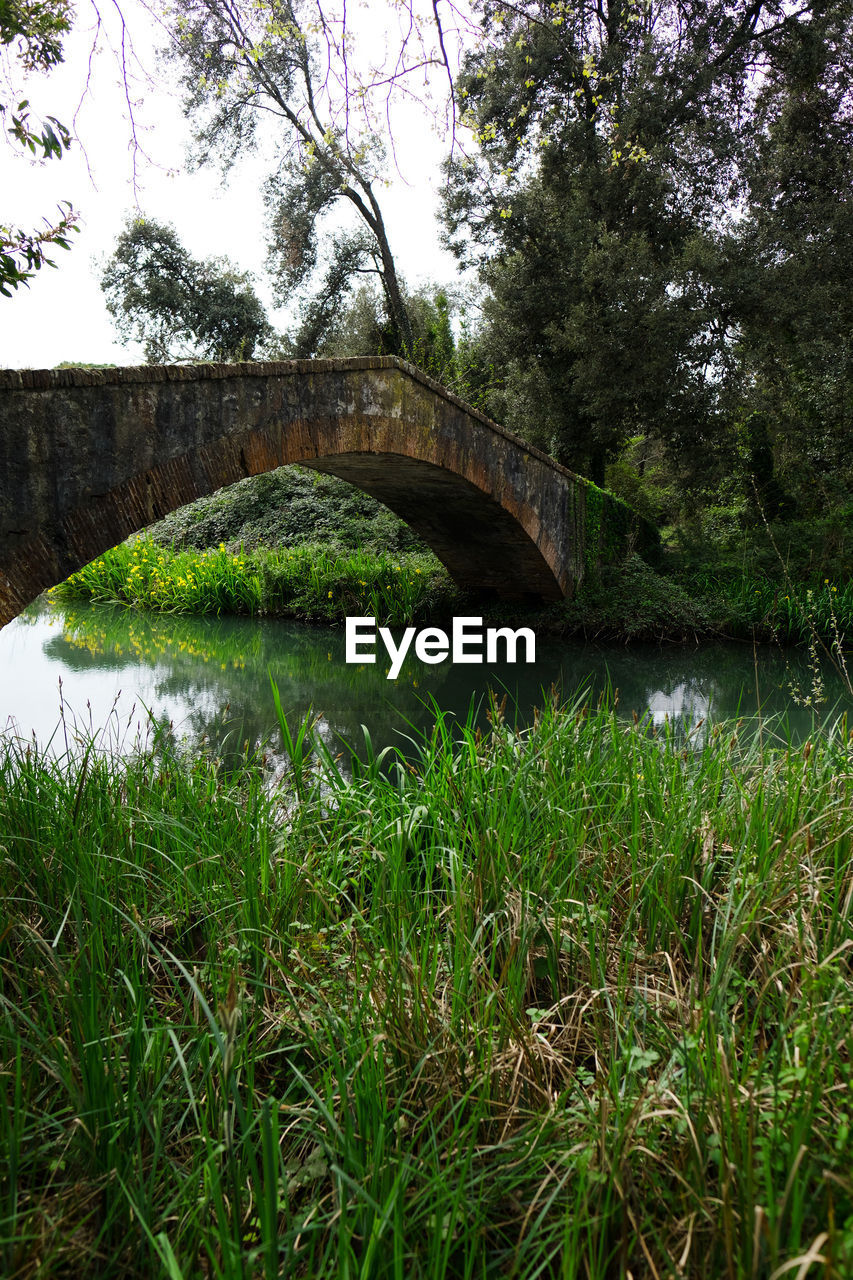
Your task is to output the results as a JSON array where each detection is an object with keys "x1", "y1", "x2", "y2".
[{"x1": 0, "y1": 356, "x2": 653, "y2": 628}]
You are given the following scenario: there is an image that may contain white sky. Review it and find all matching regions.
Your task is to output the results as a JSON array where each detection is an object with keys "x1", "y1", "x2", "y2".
[{"x1": 0, "y1": 0, "x2": 463, "y2": 369}]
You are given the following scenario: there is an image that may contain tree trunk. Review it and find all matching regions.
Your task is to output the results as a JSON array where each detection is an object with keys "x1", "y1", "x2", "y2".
[
  {"x1": 589, "y1": 448, "x2": 606, "y2": 488},
  {"x1": 365, "y1": 193, "x2": 414, "y2": 357}
]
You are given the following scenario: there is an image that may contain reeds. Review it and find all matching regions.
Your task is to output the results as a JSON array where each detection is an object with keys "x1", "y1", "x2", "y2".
[
  {"x1": 699, "y1": 574, "x2": 853, "y2": 646},
  {"x1": 52, "y1": 538, "x2": 451, "y2": 626},
  {"x1": 1, "y1": 693, "x2": 852, "y2": 1277}
]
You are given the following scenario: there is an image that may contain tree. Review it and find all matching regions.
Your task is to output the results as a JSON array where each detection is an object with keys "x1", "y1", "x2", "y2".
[
  {"x1": 1, "y1": 0, "x2": 78, "y2": 295},
  {"x1": 456, "y1": 169, "x2": 723, "y2": 483},
  {"x1": 161, "y1": 0, "x2": 457, "y2": 356},
  {"x1": 101, "y1": 217, "x2": 275, "y2": 362},
  {"x1": 727, "y1": 7, "x2": 853, "y2": 512},
  {"x1": 442, "y1": 0, "x2": 842, "y2": 484},
  {"x1": 305, "y1": 274, "x2": 493, "y2": 405},
  {"x1": 313, "y1": 276, "x2": 453, "y2": 368}
]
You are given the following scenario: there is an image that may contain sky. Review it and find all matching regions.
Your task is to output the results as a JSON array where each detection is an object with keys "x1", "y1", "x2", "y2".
[{"x1": 0, "y1": 0, "x2": 463, "y2": 369}]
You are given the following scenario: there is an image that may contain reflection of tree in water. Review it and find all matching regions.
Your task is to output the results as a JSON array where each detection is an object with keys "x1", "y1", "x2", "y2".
[
  {"x1": 151, "y1": 626, "x2": 462, "y2": 765},
  {"x1": 548, "y1": 641, "x2": 851, "y2": 742},
  {"x1": 47, "y1": 603, "x2": 459, "y2": 767},
  {"x1": 44, "y1": 603, "x2": 852, "y2": 761}
]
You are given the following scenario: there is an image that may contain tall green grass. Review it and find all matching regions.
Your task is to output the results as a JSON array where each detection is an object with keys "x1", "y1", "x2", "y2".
[
  {"x1": 2, "y1": 694, "x2": 853, "y2": 1276},
  {"x1": 699, "y1": 573, "x2": 853, "y2": 645},
  {"x1": 50, "y1": 535, "x2": 852, "y2": 650},
  {"x1": 53, "y1": 538, "x2": 452, "y2": 625}
]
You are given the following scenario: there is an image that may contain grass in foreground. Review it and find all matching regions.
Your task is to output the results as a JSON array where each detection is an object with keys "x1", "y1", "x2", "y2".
[
  {"x1": 1, "y1": 693, "x2": 853, "y2": 1277},
  {"x1": 52, "y1": 538, "x2": 453, "y2": 625}
]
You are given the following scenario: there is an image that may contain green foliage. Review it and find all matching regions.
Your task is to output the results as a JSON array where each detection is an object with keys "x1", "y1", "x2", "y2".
[
  {"x1": 605, "y1": 434, "x2": 690, "y2": 527},
  {"x1": 143, "y1": 466, "x2": 428, "y2": 556},
  {"x1": 3, "y1": 696, "x2": 853, "y2": 1275},
  {"x1": 582, "y1": 483, "x2": 605, "y2": 580},
  {"x1": 101, "y1": 217, "x2": 274, "y2": 362},
  {"x1": 0, "y1": 0, "x2": 70, "y2": 68},
  {"x1": 674, "y1": 505, "x2": 853, "y2": 589},
  {"x1": 442, "y1": 0, "x2": 754, "y2": 478},
  {"x1": 405, "y1": 289, "x2": 456, "y2": 385},
  {"x1": 536, "y1": 545, "x2": 853, "y2": 646},
  {"x1": 0, "y1": 200, "x2": 77, "y2": 296},
  {"x1": 449, "y1": 305, "x2": 500, "y2": 412},
  {"x1": 724, "y1": 14, "x2": 853, "y2": 509},
  {"x1": 0, "y1": 0, "x2": 78, "y2": 296},
  {"x1": 52, "y1": 536, "x2": 452, "y2": 625},
  {"x1": 306, "y1": 277, "x2": 479, "y2": 395},
  {"x1": 700, "y1": 576, "x2": 853, "y2": 648},
  {"x1": 443, "y1": 0, "x2": 853, "y2": 501},
  {"x1": 54, "y1": 361, "x2": 121, "y2": 370},
  {"x1": 284, "y1": 231, "x2": 384, "y2": 359},
  {"x1": 550, "y1": 553, "x2": 710, "y2": 640},
  {"x1": 167, "y1": 0, "x2": 414, "y2": 353}
]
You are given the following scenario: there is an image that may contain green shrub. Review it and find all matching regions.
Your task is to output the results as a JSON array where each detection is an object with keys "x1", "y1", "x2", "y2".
[
  {"x1": 145, "y1": 465, "x2": 427, "y2": 556},
  {"x1": 549, "y1": 553, "x2": 710, "y2": 639},
  {"x1": 53, "y1": 537, "x2": 454, "y2": 626}
]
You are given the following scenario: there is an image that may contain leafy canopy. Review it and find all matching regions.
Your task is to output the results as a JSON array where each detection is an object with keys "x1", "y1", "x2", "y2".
[
  {"x1": 442, "y1": 0, "x2": 849, "y2": 486},
  {"x1": 161, "y1": 0, "x2": 456, "y2": 355},
  {"x1": 101, "y1": 217, "x2": 275, "y2": 363},
  {"x1": 0, "y1": 0, "x2": 78, "y2": 296}
]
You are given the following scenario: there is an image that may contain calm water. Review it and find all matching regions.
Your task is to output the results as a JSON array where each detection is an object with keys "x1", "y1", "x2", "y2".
[{"x1": 0, "y1": 597, "x2": 850, "y2": 765}]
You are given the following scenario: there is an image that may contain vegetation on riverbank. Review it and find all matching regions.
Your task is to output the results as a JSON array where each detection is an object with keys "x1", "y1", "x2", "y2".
[
  {"x1": 2, "y1": 692, "x2": 853, "y2": 1277},
  {"x1": 55, "y1": 530, "x2": 853, "y2": 651},
  {"x1": 538, "y1": 553, "x2": 853, "y2": 648},
  {"x1": 47, "y1": 463, "x2": 850, "y2": 645},
  {"x1": 54, "y1": 538, "x2": 454, "y2": 627}
]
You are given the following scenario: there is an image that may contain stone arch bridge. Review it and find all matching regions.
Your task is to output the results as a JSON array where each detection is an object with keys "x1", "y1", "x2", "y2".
[{"x1": 0, "y1": 356, "x2": 654, "y2": 628}]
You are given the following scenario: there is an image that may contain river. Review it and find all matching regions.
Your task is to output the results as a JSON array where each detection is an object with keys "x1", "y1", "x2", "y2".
[{"x1": 0, "y1": 597, "x2": 850, "y2": 766}]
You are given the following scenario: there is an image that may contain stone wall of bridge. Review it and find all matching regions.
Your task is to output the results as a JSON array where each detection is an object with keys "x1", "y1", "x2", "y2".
[{"x1": 0, "y1": 355, "x2": 656, "y2": 628}]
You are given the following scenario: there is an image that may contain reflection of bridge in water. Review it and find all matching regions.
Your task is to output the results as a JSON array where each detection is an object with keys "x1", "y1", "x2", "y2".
[{"x1": 0, "y1": 356, "x2": 654, "y2": 628}]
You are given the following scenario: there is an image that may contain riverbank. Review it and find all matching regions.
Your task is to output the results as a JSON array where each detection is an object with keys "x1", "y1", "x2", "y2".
[
  {"x1": 2, "y1": 694, "x2": 852, "y2": 1277},
  {"x1": 50, "y1": 462, "x2": 853, "y2": 645},
  {"x1": 52, "y1": 538, "x2": 453, "y2": 626},
  {"x1": 54, "y1": 534, "x2": 853, "y2": 652}
]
